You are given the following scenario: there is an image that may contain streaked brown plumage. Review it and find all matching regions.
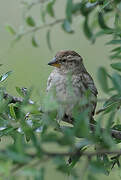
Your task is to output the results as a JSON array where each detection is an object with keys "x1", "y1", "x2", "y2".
[{"x1": 47, "y1": 50, "x2": 98, "y2": 121}]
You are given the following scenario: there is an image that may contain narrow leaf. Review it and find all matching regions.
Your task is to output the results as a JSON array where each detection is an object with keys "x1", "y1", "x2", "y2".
[
  {"x1": 83, "y1": 16, "x2": 95, "y2": 43},
  {"x1": 16, "y1": 86, "x2": 24, "y2": 97},
  {"x1": 6, "y1": 25, "x2": 16, "y2": 35},
  {"x1": 98, "y1": 12, "x2": 110, "y2": 30},
  {"x1": 112, "y1": 73, "x2": 121, "y2": 93},
  {"x1": 46, "y1": 30, "x2": 52, "y2": 50},
  {"x1": 40, "y1": 7, "x2": 46, "y2": 23},
  {"x1": 97, "y1": 67, "x2": 108, "y2": 93},
  {"x1": 62, "y1": 20, "x2": 74, "y2": 33},
  {"x1": 99, "y1": 0, "x2": 111, "y2": 12},
  {"x1": 103, "y1": 94, "x2": 121, "y2": 108},
  {"x1": 111, "y1": 47, "x2": 121, "y2": 52},
  {"x1": 111, "y1": 63, "x2": 121, "y2": 71},
  {"x1": 0, "y1": 71, "x2": 12, "y2": 82},
  {"x1": 0, "y1": 127, "x2": 16, "y2": 137},
  {"x1": 9, "y1": 103, "x2": 16, "y2": 119},
  {"x1": 66, "y1": 0, "x2": 73, "y2": 22},
  {"x1": 110, "y1": 55, "x2": 121, "y2": 60},
  {"x1": 72, "y1": 3, "x2": 81, "y2": 14},
  {"x1": 32, "y1": 35, "x2": 39, "y2": 47},
  {"x1": 46, "y1": 0, "x2": 55, "y2": 17},
  {"x1": 106, "y1": 39, "x2": 121, "y2": 45},
  {"x1": 26, "y1": 16, "x2": 36, "y2": 27}
]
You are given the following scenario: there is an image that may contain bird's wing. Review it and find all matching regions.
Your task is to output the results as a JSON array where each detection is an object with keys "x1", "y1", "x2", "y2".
[
  {"x1": 82, "y1": 72, "x2": 98, "y2": 96},
  {"x1": 81, "y1": 72, "x2": 98, "y2": 117}
]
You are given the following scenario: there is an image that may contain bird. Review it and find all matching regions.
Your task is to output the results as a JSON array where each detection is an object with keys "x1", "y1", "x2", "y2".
[{"x1": 47, "y1": 50, "x2": 98, "y2": 122}]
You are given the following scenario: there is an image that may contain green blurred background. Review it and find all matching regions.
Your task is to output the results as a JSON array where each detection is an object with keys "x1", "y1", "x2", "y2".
[{"x1": 0, "y1": 0, "x2": 120, "y2": 179}]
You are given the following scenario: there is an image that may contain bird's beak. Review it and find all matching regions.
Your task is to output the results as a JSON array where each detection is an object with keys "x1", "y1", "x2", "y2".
[{"x1": 48, "y1": 57, "x2": 61, "y2": 68}]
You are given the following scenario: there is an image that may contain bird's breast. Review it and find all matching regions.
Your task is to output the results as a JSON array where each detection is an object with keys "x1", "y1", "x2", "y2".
[{"x1": 49, "y1": 72, "x2": 84, "y2": 103}]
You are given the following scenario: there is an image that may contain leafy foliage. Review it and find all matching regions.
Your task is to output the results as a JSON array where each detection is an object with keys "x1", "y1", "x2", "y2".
[{"x1": 2, "y1": 0, "x2": 121, "y2": 179}]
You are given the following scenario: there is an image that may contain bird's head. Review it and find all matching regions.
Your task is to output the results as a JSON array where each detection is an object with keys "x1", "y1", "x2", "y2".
[{"x1": 48, "y1": 50, "x2": 83, "y2": 73}]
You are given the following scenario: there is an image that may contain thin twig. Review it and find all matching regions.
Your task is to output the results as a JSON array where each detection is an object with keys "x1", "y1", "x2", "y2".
[{"x1": 3, "y1": 92, "x2": 34, "y2": 104}]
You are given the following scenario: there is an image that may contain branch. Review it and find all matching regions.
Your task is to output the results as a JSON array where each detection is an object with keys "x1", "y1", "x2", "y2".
[
  {"x1": 1, "y1": 146, "x2": 121, "y2": 161},
  {"x1": 3, "y1": 92, "x2": 34, "y2": 104},
  {"x1": 3, "y1": 92, "x2": 23, "y2": 103},
  {"x1": 62, "y1": 116, "x2": 121, "y2": 140},
  {"x1": 29, "y1": 148, "x2": 121, "y2": 158},
  {"x1": 3, "y1": 91, "x2": 121, "y2": 140},
  {"x1": 17, "y1": 18, "x2": 65, "y2": 38},
  {"x1": 13, "y1": 1, "x2": 101, "y2": 41},
  {"x1": 90, "y1": 123, "x2": 121, "y2": 140}
]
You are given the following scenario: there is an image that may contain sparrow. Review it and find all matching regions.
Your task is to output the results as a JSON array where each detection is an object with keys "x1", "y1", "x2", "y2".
[{"x1": 47, "y1": 50, "x2": 98, "y2": 122}]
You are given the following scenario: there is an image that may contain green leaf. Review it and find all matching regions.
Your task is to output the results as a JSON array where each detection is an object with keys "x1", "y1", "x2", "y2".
[
  {"x1": 0, "y1": 71, "x2": 12, "y2": 82},
  {"x1": 6, "y1": 24, "x2": 16, "y2": 35},
  {"x1": 20, "y1": 120, "x2": 33, "y2": 142},
  {"x1": 111, "y1": 63, "x2": 121, "y2": 71},
  {"x1": 89, "y1": 160, "x2": 108, "y2": 174},
  {"x1": 103, "y1": 94, "x2": 121, "y2": 108},
  {"x1": 0, "y1": 127, "x2": 16, "y2": 137},
  {"x1": 106, "y1": 39, "x2": 121, "y2": 45},
  {"x1": 73, "y1": 109, "x2": 89, "y2": 138},
  {"x1": 59, "y1": 128, "x2": 75, "y2": 146},
  {"x1": 66, "y1": 0, "x2": 73, "y2": 22},
  {"x1": 113, "y1": 124, "x2": 121, "y2": 131},
  {"x1": 9, "y1": 103, "x2": 16, "y2": 119},
  {"x1": 42, "y1": 132, "x2": 60, "y2": 143},
  {"x1": 83, "y1": 16, "x2": 95, "y2": 43},
  {"x1": 115, "y1": 13, "x2": 121, "y2": 29},
  {"x1": 110, "y1": 55, "x2": 121, "y2": 60},
  {"x1": 32, "y1": 35, "x2": 39, "y2": 47},
  {"x1": 28, "y1": 130, "x2": 41, "y2": 153},
  {"x1": 6, "y1": 150, "x2": 31, "y2": 163},
  {"x1": 112, "y1": 73, "x2": 121, "y2": 93},
  {"x1": 106, "y1": 111, "x2": 115, "y2": 131},
  {"x1": 72, "y1": 3, "x2": 81, "y2": 14},
  {"x1": 26, "y1": 16, "x2": 36, "y2": 27},
  {"x1": 16, "y1": 86, "x2": 24, "y2": 97},
  {"x1": 54, "y1": 156, "x2": 71, "y2": 174},
  {"x1": 80, "y1": 2, "x2": 93, "y2": 16},
  {"x1": 46, "y1": 0, "x2": 55, "y2": 17},
  {"x1": 62, "y1": 20, "x2": 74, "y2": 33},
  {"x1": 88, "y1": 174, "x2": 97, "y2": 180},
  {"x1": 99, "y1": 0, "x2": 112, "y2": 12},
  {"x1": 46, "y1": 30, "x2": 52, "y2": 51},
  {"x1": 98, "y1": 12, "x2": 110, "y2": 30},
  {"x1": 111, "y1": 47, "x2": 121, "y2": 52},
  {"x1": 94, "y1": 29, "x2": 115, "y2": 38},
  {"x1": 97, "y1": 67, "x2": 108, "y2": 93},
  {"x1": 40, "y1": 7, "x2": 46, "y2": 23}
]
